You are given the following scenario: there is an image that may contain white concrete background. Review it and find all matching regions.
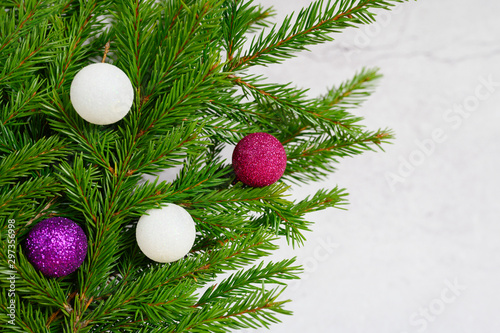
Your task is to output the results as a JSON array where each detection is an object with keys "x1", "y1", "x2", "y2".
[{"x1": 246, "y1": 0, "x2": 500, "y2": 332}]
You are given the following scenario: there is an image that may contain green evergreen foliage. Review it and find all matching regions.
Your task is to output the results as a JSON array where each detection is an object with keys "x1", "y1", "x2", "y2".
[{"x1": 0, "y1": 0, "x2": 407, "y2": 331}]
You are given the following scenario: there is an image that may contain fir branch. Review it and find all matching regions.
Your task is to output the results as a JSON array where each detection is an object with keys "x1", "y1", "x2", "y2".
[
  {"x1": 284, "y1": 129, "x2": 393, "y2": 184},
  {"x1": 130, "y1": 0, "x2": 224, "y2": 108},
  {"x1": 42, "y1": 94, "x2": 121, "y2": 175},
  {"x1": 230, "y1": 74, "x2": 362, "y2": 134},
  {"x1": 0, "y1": 124, "x2": 20, "y2": 154},
  {"x1": 1, "y1": 79, "x2": 42, "y2": 126},
  {"x1": 74, "y1": 224, "x2": 124, "y2": 330},
  {"x1": 0, "y1": 299, "x2": 48, "y2": 333},
  {"x1": 293, "y1": 187, "x2": 349, "y2": 214},
  {"x1": 168, "y1": 159, "x2": 233, "y2": 200},
  {"x1": 134, "y1": 58, "x2": 223, "y2": 138},
  {"x1": 174, "y1": 288, "x2": 291, "y2": 332},
  {"x1": 26, "y1": 197, "x2": 58, "y2": 227},
  {"x1": 221, "y1": 0, "x2": 274, "y2": 62},
  {"x1": 230, "y1": 0, "x2": 406, "y2": 69},
  {"x1": 250, "y1": 202, "x2": 312, "y2": 247},
  {"x1": 82, "y1": 280, "x2": 197, "y2": 329},
  {"x1": 192, "y1": 211, "x2": 249, "y2": 239},
  {"x1": 118, "y1": 122, "x2": 206, "y2": 178},
  {"x1": 0, "y1": 25, "x2": 55, "y2": 87},
  {"x1": 197, "y1": 84, "x2": 266, "y2": 143},
  {"x1": 110, "y1": 0, "x2": 161, "y2": 92},
  {"x1": 197, "y1": 259, "x2": 300, "y2": 306},
  {"x1": 201, "y1": 113, "x2": 262, "y2": 144},
  {"x1": 321, "y1": 67, "x2": 382, "y2": 110},
  {"x1": 216, "y1": 288, "x2": 291, "y2": 329},
  {"x1": 0, "y1": 2, "x2": 64, "y2": 85},
  {"x1": 52, "y1": 0, "x2": 108, "y2": 90},
  {"x1": 0, "y1": 176, "x2": 63, "y2": 221},
  {"x1": 85, "y1": 231, "x2": 278, "y2": 330},
  {"x1": 0, "y1": 254, "x2": 71, "y2": 315},
  {"x1": 244, "y1": 3, "x2": 275, "y2": 32},
  {"x1": 281, "y1": 67, "x2": 381, "y2": 144},
  {"x1": 109, "y1": 179, "x2": 173, "y2": 220},
  {"x1": 0, "y1": 136, "x2": 68, "y2": 187},
  {"x1": 185, "y1": 182, "x2": 290, "y2": 209},
  {"x1": 56, "y1": 158, "x2": 102, "y2": 225},
  {"x1": 185, "y1": 182, "x2": 292, "y2": 238}
]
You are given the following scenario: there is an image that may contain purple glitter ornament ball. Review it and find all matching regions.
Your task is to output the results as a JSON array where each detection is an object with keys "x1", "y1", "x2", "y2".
[
  {"x1": 232, "y1": 132, "x2": 287, "y2": 187},
  {"x1": 25, "y1": 217, "x2": 87, "y2": 278}
]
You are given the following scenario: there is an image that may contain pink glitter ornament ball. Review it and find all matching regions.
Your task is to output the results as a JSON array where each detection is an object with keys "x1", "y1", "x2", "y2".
[
  {"x1": 25, "y1": 217, "x2": 87, "y2": 278},
  {"x1": 232, "y1": 132, "x2": 287, "y2": 187}
]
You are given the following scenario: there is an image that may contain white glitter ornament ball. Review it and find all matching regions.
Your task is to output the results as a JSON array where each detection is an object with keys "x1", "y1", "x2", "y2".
[
  {"x1": 70, "y1": 63, "x2": 134, "y2": 125},
  {"x1": 136, "y1": 204, "x2": 196, "y2": 263}
]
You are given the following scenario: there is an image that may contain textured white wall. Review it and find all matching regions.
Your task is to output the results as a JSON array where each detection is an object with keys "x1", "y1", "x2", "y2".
[{"x1": 248, "y1": 0, "x2": 500, "y2": 332}]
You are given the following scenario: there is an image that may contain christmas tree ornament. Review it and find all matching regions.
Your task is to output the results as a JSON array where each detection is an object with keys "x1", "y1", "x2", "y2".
[
  {"x1": 24, "y1": 217, "x2": 88, "y2": 278},
  {"x1": 232, "y1": 132, "x2": 287, "y2": 187},
  {"x1": 70, "y1": 63, "x2": 134, "y2": 125},
  {"x1": 136, "y1": 203, "x2": 196, "y2": 263}
]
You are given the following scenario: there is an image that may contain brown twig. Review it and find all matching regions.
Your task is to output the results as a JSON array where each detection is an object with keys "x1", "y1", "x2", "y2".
[
  {"x1": 102, "y1": 41, "x2": 111, "y2": 63},
  {"x1": 26, "y1": 197, "x2": 58, "y2": 226}
]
